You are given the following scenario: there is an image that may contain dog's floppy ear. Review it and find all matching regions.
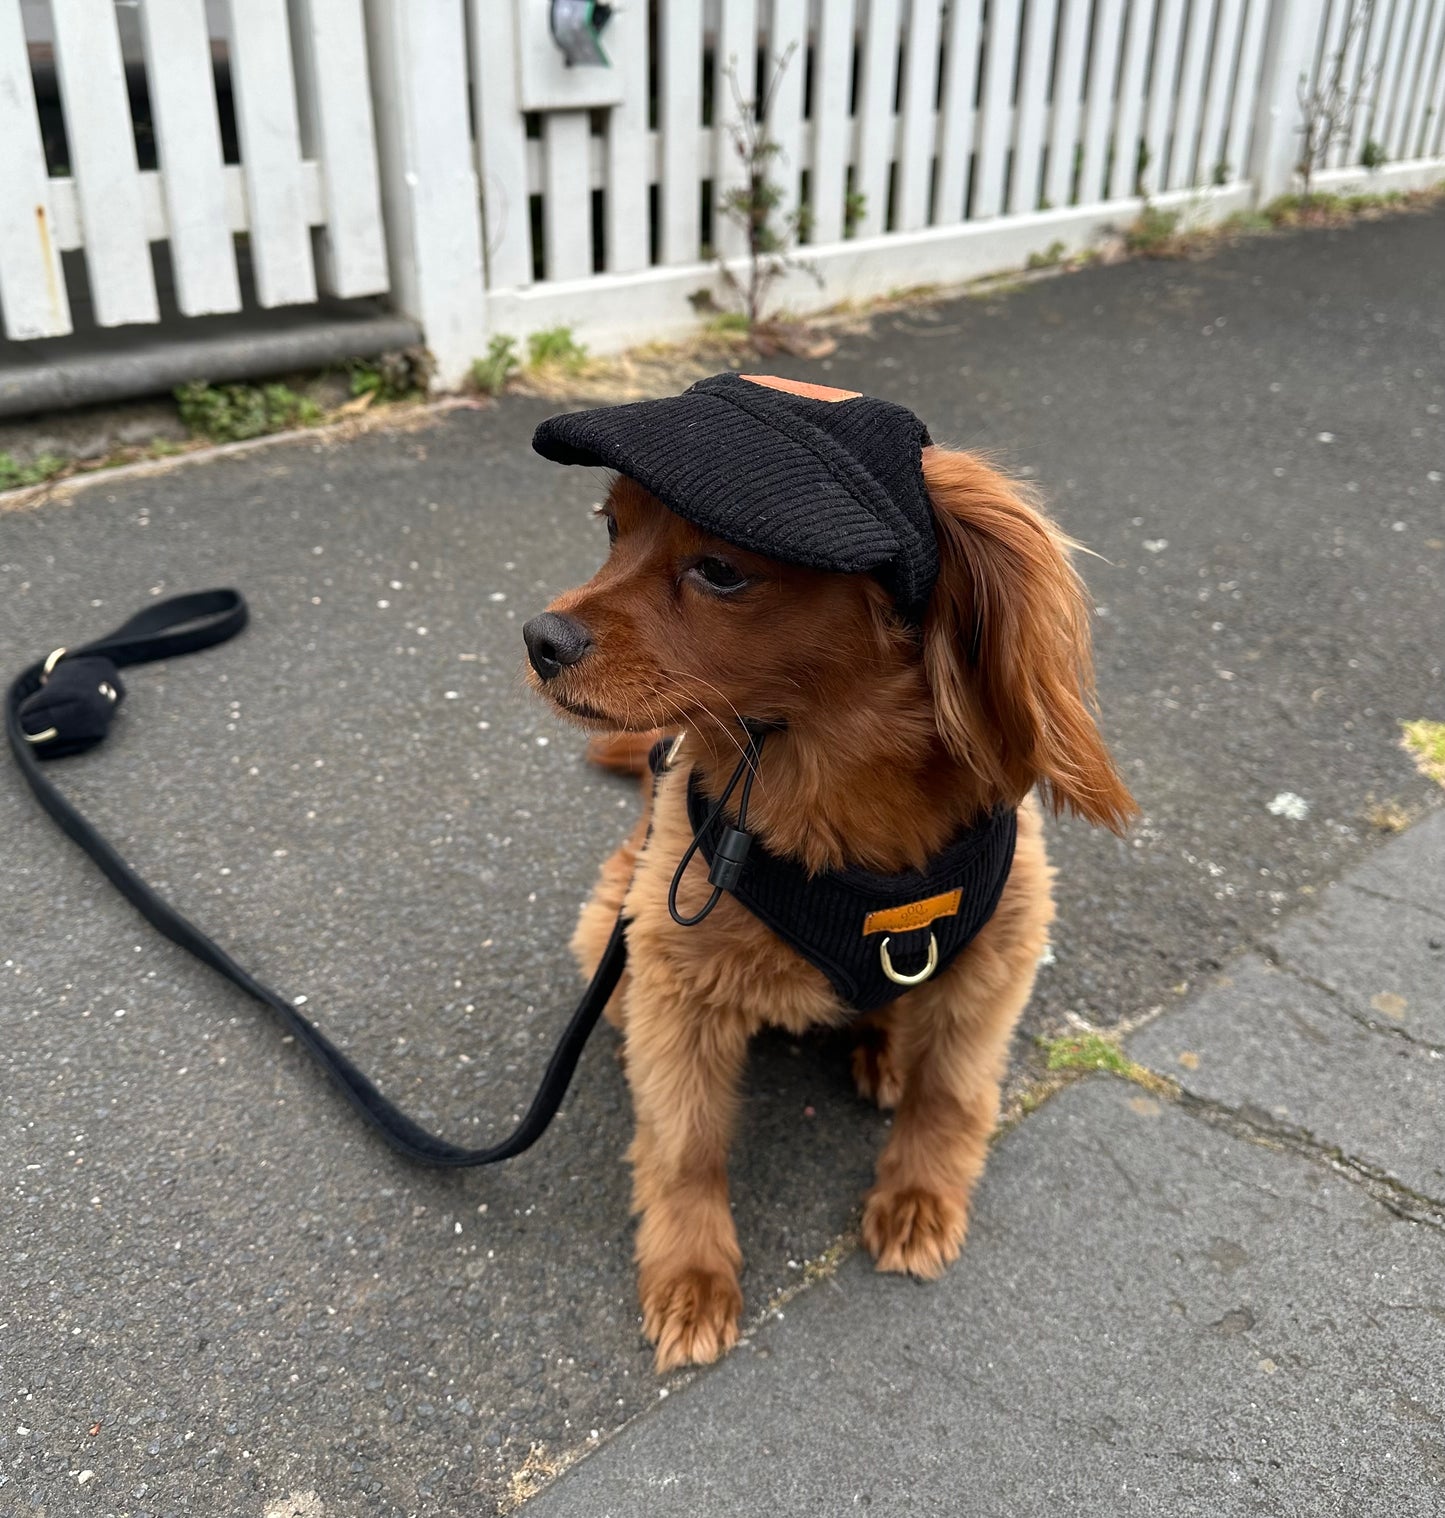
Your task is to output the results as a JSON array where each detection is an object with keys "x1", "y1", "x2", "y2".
[{"x1": 920, "y1": 446, "x2": 1136, "y2": 832}]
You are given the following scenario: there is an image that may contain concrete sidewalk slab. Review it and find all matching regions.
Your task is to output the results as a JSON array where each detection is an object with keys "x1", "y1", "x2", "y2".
[
  {"x1": 526, "y1": 1076, "x2": 1445, "y2": 1518},
  {"x1": 1266, "y1": 840, "x2": 1445, "y2": 1046},
  {"x1": 1132, "y1": 813, "x2": 1445, "y2": 1205}
]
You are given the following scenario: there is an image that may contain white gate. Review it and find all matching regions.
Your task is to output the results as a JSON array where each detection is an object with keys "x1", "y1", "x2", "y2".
[{"x1": 0, "y1": 0, "x2": 389, "y2": 342}]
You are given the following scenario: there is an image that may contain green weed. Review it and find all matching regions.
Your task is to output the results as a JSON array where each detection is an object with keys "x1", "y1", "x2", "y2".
[
  {"x1": 349, "y1": 346, "x2": 436, "y2": 403},
  {"x1": 1124, "y1": 204, "x2": 1183, "y2": 255},
  {"x1": 0, "y1": 450, "x2": 67, "y2": 490},
  {"x1": 1401, "y1": 719, "x2": 1445, "y2": 787},
  {"x1": 527, "y1": 326, "x2": 590, "y2": 373},
  {"x1": 470, "y1": 335, "x2": 521, "y2": 396},
  {"x1": 1026, "y1": 239, "x2": 1068, "y2": 270},
  {"x1": 175, "y1": 380, "x2": 321, "y2": 443}
]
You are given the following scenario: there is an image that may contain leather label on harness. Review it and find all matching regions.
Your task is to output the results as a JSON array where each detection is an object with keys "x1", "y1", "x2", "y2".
[{"x1": 862, "y1": 889, "x2": 963, "y2": 937}]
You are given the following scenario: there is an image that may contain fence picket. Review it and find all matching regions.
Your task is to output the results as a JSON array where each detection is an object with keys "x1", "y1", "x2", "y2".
[
  {"x1": 289, "y1": 0, "x2": 388, "y2": 298},
  {"x1": 1367, "y1": 0, "x2": 1416, "y2": 160},
  {"x1": 659, "y1": 1, "x2": 702, "y2": 263},
  {"x1": 1140, "y1": 0, "x2": 1188, "y2": 194},
  {"x1": 1311, "y1": 0, "x2": 1351, "y2": 95},
  {"x1": 712, "y1": 0, "x2": 759, "y2": 261},
  {"x1": 1322, "y1": 0, "x2": 1365, "y2": 165},
  {"x1": 1045, "y1": 0, "x2": 1093, "y2": 207},
  {"x1": 766, "y1": 0, "x2": 807, "y2": 232},
  {"x1": 1225, "y1": 0, "x2": 1273, "y2": 175},
  {"x1": 1384, "y1": 0, "x2": 1433, "y2": 156},
  {"x1": 1078, "y1": 0, "x2": 1126, "y2": 204},
  {"x1": 136, "y1": 0, "x2": 239, "y2": 317},
  {"x1": 933, "y1": 0, "x2": 982, "y2": 222},
  {"x1": 1402, "y1": 0, "x2": 1445, "y2": 157},
  {"x1": 1195, "y1": 0, "x2": 1246, "y2": 184},
  {"x1": 1369, "y1": 0, "x2": 1408, "y2": 156},
  {"x1": 1432, "y1": 21, "x2": 1445, "y2": 153},
  {"x1": 896, "y1": 0, "x2": 944, "y2": 230},
  {"x1": 1345, "y1": 0, "x2": 1391, "y2": 162},
  {"x1": 1170, "y1": 0, "x2": 1222, "y2": 186},
  {"x1": 809, "y1": 0, "x2": 856, "y2": 241},
  {"x1": 974, "y1": 0, "x2": 1023, "y2": 215},
  {"x1": 1009, "y1": 0, "x2": 1061, "y2": 213},
  {"x1": 226, "y1": 0, "x2": 317, "y2": 306},
  {"x1": 854, "y1": 0, "x2": 901, "y2": 236},
  {"x1": 604, "y1": 0, "x2": 650, "y2": 273},
  {"x1": 0, "y1": 1, "x2": 71, "y2": 338},
  {"x1": 49, "y1": 0, "x2": 159, "y2": 327},
  {"x1": 543, "y1": 113, "x2": 594, "y2": 282},
  {"x1": 1110, "y1": 0, "x2": 1161, "y2": 198},
  {"x1": 471, "y1": 0, "x2": 533, "y2": 289}
]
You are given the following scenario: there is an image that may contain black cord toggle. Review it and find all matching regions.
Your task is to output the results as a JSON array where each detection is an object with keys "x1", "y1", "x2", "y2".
[
  {"x1": 706, "y1": 826, "x2": 752, "y2": 893},
  {"x1": 667, "y1": 726, "x2": 768, "y2": 928},
  {"x1": 17, "y1": 655, "x2": 126, "y2": 758}
]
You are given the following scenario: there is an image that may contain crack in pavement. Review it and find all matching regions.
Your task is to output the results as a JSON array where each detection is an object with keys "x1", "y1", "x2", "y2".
[
  {"x1": 1341, "y1": 880, "x2": 1445, "y2": 927},
  {"x1": 1169, "y1": 1085, "x2": 1445, "y2": 1234},
  {"x1": 1250, "y1": 942, "x2": 1445, "y2": 1056}
]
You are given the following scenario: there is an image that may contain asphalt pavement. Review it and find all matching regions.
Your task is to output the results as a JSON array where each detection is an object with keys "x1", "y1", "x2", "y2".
[{"x1": 2, "y1": 205, "x2": 1442, "y2": 1515}]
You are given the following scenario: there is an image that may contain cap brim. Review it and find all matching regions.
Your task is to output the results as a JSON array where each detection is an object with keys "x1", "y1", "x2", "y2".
[{"x1": 532, "y1": 390, "x2": 900, "y2": 575}]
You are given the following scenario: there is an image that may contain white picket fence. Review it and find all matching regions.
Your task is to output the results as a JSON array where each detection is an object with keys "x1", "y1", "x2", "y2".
[{"x1": 2, "y1": 0, "x2": 1444, "y2": 395}]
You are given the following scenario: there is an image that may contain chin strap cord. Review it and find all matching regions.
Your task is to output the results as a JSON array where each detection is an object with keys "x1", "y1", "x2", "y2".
[
  {"x1": 7, "y1": 590, "x2": 627, "y2": 1170},
  {"x1": 667, "y1": 726, "x2": 767, "y2": 928}
]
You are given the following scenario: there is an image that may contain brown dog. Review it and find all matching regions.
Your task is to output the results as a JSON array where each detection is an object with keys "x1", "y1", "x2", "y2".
[{"x1": 525, "y1": 382, "x2": 1134, "y2": 1371}]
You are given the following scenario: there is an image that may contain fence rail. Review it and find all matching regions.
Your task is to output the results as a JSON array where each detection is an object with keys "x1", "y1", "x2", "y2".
[{"x1": 2, "y1": 0, "x2": 1443, "y2": 396}]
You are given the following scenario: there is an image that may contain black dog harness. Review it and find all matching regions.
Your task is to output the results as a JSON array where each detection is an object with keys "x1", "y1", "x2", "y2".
[
  {"x1": 684, "y1": 772, "x2": 1017, "y2": 1011},
  {"x1": 653, "y1": 733, "x2": 1016, "y2": 1012}
]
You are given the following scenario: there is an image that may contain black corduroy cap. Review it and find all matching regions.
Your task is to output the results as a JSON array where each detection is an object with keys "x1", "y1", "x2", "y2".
[{"x1": 531, "y1": 372, "x2": 938, "y2": 624}]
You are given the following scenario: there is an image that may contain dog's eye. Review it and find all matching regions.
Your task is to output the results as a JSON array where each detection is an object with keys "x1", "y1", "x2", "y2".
[
  {"x1": 692, "y1": 557, "x2": 748, "y2": 593},
  {"x1": 592, "y1": 506, "x2": 618, "y2": 544}
]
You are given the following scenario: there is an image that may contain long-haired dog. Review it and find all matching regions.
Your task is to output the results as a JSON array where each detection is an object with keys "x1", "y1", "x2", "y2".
[{"x1": 524, "y1": 376, "x2": 1134, "y2": 1371}]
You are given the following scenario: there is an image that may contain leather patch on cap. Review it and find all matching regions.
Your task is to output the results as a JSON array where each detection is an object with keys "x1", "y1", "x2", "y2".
[
  {"x1": 863, "y1": 889, "x2": 963, "y2": 938},
  {"x1": 741, "y1": 374, "x2": 861, "y2": 403}
]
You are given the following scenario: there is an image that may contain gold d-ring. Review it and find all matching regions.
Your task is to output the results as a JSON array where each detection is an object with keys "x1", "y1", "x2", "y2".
[
  {"x1": 42, "y1": 646, "x2": 67, "y2": 679},
  {"x1": 879, "y1": 932, "x2": 939, "y2": 987}
]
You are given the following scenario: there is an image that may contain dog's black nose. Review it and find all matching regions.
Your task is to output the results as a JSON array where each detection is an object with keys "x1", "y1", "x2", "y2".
[{"x1": 523, "y1": 612, "x2": 592, "y2": 681}]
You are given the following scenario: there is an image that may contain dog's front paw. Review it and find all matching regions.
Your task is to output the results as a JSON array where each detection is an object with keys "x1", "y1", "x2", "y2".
[
  {"x1": 862, "y1": 1186, "x2": 967, "y2": 1279},
  {"x1": 641, "y1": 1266, "x2": 743, "y2": 1372}
]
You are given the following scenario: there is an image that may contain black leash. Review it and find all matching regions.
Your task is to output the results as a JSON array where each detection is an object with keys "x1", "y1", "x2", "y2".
[{"x1": 6, "y1": 590, "x2": 626, "y2": 1168}]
